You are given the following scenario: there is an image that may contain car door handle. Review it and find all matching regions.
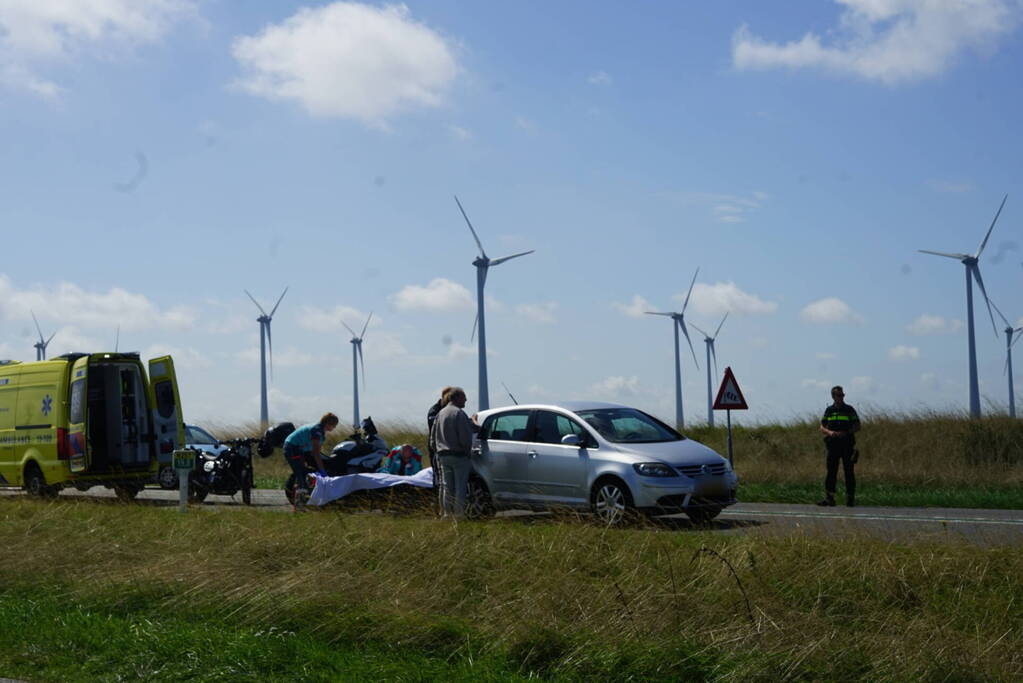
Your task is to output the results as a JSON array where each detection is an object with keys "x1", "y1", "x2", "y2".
[{"x1": 527, "y1": 450, "x2": 538, "y2": 458}]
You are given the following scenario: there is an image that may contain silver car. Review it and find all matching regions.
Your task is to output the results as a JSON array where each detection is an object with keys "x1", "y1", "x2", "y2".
[{"x1": 467, "y1": 401, "x2": 738, "y2": 524}]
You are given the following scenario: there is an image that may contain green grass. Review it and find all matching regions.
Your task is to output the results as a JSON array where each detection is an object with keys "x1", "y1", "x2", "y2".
[
  {"x1": 738, "y1": 482, "x2": 1023, "y2": 508},
  {"x1": 1, "y1": 498, "x2": 1022, "y2": 681}
]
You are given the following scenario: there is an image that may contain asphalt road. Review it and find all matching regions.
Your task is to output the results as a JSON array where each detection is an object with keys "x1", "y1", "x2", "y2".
[{"x1": 3, "y1": 487, "x2": 1021, "y2": 546}]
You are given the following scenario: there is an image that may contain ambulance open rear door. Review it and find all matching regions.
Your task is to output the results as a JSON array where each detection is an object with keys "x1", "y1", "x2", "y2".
[{"x1": 147, "y1": 356, "x2": 185, "y2": 461}]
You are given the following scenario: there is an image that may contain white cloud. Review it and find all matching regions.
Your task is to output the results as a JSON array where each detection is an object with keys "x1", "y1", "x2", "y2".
[
  {"x1": 143, "y1": 344, "x2": 212, "y2": 370},
  {"x1": 591, "y1": 375, "x2": 640, "y2": 398},
  {"x1": 0, "y1": 0, "x2": 196, "y2": 97},
  {"x1": 587, "y1": 70, "x2": 612, "y2": 85},
  {"x1": 802, "y1": 378, "x2": 831, "y2": 390},
  {"x1": 296, "y1": 305, "x2": 379, "y2": 334},
  {"x1": 663, "y1": 190, "x2": 770, "y2": 224},
  {"x1": 888, "y1": 345, "x2": 920, "y2": 361},
  {"x1": 907, "y1": 314, "x2": 963, "y2": 335},
  {"x1": 732, "y1": 0, "x2": 1021, "y2": 84},
  {"x1": 800, "y1": 297, "x2": 864, "y2": 324},
  {"x1": 237, "y1": 345, "x2": 321, "y2": 369},
  {"x1": 231, "y1": 2, "x2": 458, "y2": 125},
  {"x1": 448, "y1": 124, "x2": 472, "y2": 141},
  {"x1": 686, "y1": 282, "x2": 778, "y2": 316},
  {"x1": 446, "y1": 342, "x2": 476, "y2": 360},
  {"x1": 612, "y1": 295, "x2": 653, "y2": 319},
  {"x1": 390, "y1": 278, "x2": 473, "y2": 313},
  {"x1": 816, "y1": 352, "x2": 837, "y2": 360},
  {"x1": 515, "y1": 302, "x2": 558, "y2": 324},
  {"x1": 851, "y1": 376, "x2": 875, "y2": 393},
  {"x1": 0, "y1": 275, "x2": 196, "y2": 331}
]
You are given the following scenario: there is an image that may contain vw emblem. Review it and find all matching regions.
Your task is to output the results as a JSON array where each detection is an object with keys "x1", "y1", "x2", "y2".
[{"x1": 700, "y1": 463, "x2": 710, "y2": 475}]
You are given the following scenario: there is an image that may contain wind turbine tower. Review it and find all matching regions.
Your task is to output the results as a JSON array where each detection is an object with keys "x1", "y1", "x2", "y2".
[
  {"x1": 691, "y1": 313, "x2": 728, "y2": 427},
  {"x1": 991, "y1": 301, "x2": 1022, "y2": 418},
  {"x1": 245, "y1": 287, "x2": 288, "y2": 429},
  {"x1": 31, "y1": 311, "x2": 55, "y2": 361},
  {"x1": 919, "y1": 195, "x2": 1006, "y2": 418},
  {"x1": 645, "y1": 268, "x2": 701, "y2": 430},
  {"x1": 454, "y1": 195, "x2": 534, "y2": 411},
  {"x1": 341, "y1": 312, "x2": 373, "y2": 429}
]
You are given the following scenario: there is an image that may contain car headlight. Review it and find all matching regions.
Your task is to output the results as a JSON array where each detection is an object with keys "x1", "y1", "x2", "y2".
[{"x1": 633, "y1": 462, "x2": 677, "y2": 477}]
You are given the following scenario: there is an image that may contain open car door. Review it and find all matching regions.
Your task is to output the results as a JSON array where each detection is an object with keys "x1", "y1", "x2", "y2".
[
  {"x1": 67, "y1": 356, "x2": 90, "y2": 473},
  {"x1": 147, "y1": 356, "x2": 185, "y2": 460}
]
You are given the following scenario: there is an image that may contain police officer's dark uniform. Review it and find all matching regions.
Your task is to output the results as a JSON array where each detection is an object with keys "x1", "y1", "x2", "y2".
[{"x1": 818, "y1": 386, "x2": 860, "y2": 507}]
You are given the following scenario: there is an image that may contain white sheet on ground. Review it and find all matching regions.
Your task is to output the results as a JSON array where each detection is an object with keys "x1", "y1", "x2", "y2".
[{"x1": 308, "y1": 467, "x2": 434, "y2": 506}]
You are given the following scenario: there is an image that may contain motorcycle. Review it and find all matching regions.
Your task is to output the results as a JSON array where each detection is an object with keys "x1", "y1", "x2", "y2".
[
  {"x1": 187, "y1": 438, "x2": 257, "y2": 504},
  {"x1": 283, "y1": 417, "x2": 389, "y2": 506}
]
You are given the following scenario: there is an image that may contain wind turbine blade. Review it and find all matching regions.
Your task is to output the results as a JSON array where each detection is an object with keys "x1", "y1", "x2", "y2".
[
  {"x1": 1011, "y1": 329, "x2": 1023, "y2": 350},
  {"x1": 470, "y1": 311, "x2": 479, "y2": 342},
  {"x1": 678, "y1": 319, "x2": 699, "y2": 369},
  {"x1": 268, "y1": 286, "x2": 288, "y2": 318},
  {"x1": 969, "y1": 264, "x2": 999, "y2": 336},
  {"x1": 489, "y1": 250, "x2": 535, "y2": 267},
  {"x1": 30, "y1": 310, "x2": 44, "y2": 342},
  {"x1": 710, "y1": 342, "x2": 718, "y2": 380},
  {"x1": 918, "y1": 250, "x2": 969, "y2": 260},
  {"x1": 644, "y1": 311, "x2": 675, "y2": 317},
  {"x1": 713, "y1": 312, "x2": 729, "y2": 339},
  {"x1": 45, "y1": 331, "x2": 56, "y2": 345},
  {"x1": 989, "y1": 298, "x2": 1011, "y2": 329},
  {"x1": 244, "y1": 289, "x2": 268, "y2": 316},
  {"x1": 454, "y1": 195, "x2": 487, "y2": 259},
  {"x1": 340, "y1": 319, "x2": 358, "y2": 338},
  {"x1": 690, "y1": 323, "x2": 710, "y2": 338},
  {"x1": 357, "y1": 343, "x2": 366, "y2": 389},
  {"x1": 115, "y1": 326, "x2": 120, "y2": 353},
  {"x1": 975, "y1": 194, "x2": 1008, "y2": 259},
  {"x1": 681, "y1": 268, "x2": 700, "y2": 314},
  {"x1": 360, "y1": 311, "x2": 373, "y2": 339},
  {"x1": 501, "y1": 381, "x2": 518, "y2": 405}
]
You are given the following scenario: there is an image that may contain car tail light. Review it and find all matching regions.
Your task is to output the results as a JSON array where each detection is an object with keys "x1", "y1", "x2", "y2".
[{"x1": 57, "y1": 428, "x2": 70, "y2": 460}]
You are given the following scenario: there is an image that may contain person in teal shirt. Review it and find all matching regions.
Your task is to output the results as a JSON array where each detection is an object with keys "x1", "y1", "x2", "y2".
[{"x1": 284, "y1": 412, "x2": 339, "y2": 505}]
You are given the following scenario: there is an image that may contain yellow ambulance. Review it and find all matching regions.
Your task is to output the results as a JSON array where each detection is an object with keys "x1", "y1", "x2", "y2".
[{"x1": 0, "y1": 352, "x2": 185, "y2": 500}]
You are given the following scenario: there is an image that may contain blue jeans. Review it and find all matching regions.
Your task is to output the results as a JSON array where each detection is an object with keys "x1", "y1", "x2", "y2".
[{"x1": 284, "y1": 445, "x2": 309, "y2": 491}]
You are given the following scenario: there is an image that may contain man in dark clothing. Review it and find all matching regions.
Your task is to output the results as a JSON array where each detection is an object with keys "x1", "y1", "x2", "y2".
[{"x1": 818, "y1": 385, "x2": 860, "y2": 507}]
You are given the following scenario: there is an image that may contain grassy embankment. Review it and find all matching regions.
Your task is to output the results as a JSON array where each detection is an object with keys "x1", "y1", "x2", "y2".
[
  {"x1": 211, "y1": 411, "x2": 1023, "y2": 509},
  {"x1": 1, "y1": 498, "x2": 1021, "y2": 681}
]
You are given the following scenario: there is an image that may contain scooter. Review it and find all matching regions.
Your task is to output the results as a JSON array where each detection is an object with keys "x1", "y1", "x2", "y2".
[{"x1": 187, "y1": 438, "x2": 257, "y2": 504}]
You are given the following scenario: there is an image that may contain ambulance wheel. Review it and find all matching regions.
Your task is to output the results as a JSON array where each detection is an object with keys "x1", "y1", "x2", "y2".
[
  {"x1": 157, "y1": 466, "x2": 179, "y2": 490},
  {"x1": 113, "y1": 484, "x2": 142, "y2": 502},
  {"x1": 24, "y1": 464, "x2": 56, "y2": 499}
]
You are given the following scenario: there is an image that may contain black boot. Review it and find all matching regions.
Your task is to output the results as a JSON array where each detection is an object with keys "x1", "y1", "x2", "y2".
[
  {"x1": 816, "y1": 494, "x2": 836, "y2": 507},
  {"x1": 846, "y1": 494, "x2": 855, "y2": 507}
]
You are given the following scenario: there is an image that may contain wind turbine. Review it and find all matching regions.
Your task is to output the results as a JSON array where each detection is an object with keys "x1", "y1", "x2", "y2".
[
  {"x1": 341, "y1": 312, "x2": 372, "y2": 429},
  {"x1": 919, "y1": 195, "x2": 1006, "y2": 418},
  {"x1": 645, "y1": 268, "x2": 701, "y2": 430},
  {"x1": 245, "y1": 287, "x2": 288, "y2": 428},
  {"x1": 454, "y1": 195, "x2": 534, "y2": 411},
  {"x1": 990, "y1": 300, "x2": 1023, "y2": 418},
  {"x1": 691, "y1": 313, "x2": 728, "y2": 427},
  {"x1": 31, "y1": 311, "x2": 56, "y2": 361}
]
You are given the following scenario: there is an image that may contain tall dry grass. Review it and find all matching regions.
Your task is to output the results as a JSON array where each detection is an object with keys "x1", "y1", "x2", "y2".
[{"x1": 1, "y1": 498, "x2": 1020, "y2": 679}]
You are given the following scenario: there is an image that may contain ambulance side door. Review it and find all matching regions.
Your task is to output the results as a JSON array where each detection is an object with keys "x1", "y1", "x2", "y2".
[
  {"x1": 67, "y1": 357, "x2": 90, "y2": 473},
  {"x1": 147, "y1": 356, "x2": 185, "y2": 460}
]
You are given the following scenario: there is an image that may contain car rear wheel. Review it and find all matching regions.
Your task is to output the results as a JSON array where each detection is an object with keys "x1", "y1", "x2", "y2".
[
  {"x1": 591, "y1": 478, "x2": 635, "y2": 526},
  {"x1": 157, "y1": 466, "x2": 179, "y2": 490}
]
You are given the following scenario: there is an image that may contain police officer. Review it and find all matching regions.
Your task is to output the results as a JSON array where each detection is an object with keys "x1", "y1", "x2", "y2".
[{"x1": 818, "y1": 386, "x2": 860, "y2": 507}]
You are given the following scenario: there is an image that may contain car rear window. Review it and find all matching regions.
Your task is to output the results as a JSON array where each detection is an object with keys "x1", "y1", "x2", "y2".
[{"x1": 482, "y1": 411, "x2": 531, "y2": 441}]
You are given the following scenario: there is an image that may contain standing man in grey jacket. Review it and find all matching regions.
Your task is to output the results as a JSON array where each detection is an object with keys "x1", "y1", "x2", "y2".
[{"x1": 430, "y1": 387, "x2": 476, "y2": 518}]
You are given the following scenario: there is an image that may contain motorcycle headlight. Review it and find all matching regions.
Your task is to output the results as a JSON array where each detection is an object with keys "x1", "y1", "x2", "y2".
[
  {"x1": 203, "y1": 461, "x2": 215, "y2": 472},
  {"x1": 632, "y1": 462, "x2": 677, "y2": 478}
]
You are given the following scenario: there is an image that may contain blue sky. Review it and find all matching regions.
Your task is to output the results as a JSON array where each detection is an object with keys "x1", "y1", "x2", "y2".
[{"x1": 1, "y1": 0, "x2": 1022, "y2": 428}]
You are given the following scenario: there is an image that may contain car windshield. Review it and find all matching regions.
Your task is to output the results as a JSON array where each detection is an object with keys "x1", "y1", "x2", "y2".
[
  {"x1": 188, "y1": 426, "x2": 217, "y2": 445},
  {"x1": 575, "y1": 408, "x2": 682, "y2": 443}
]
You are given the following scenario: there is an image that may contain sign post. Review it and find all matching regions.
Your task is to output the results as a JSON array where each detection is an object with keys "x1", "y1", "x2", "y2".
[
  {"x1": 712, "y1": 367, "x2": 749, "y2": 467},
  {"x1": 173, "y1": 449, "x2": 195, "y2": 512}
]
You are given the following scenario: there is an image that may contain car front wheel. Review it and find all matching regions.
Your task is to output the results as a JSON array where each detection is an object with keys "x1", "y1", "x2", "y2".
[
  {"x1": 465, "y1": 476, "x2": 495, "y2": 519},
  {"x1": 591, "y1": 478, "x2": 635, "y2": 526},
  {"x1": 157, "y1": 466, "x2": 179, "y2": 490}
]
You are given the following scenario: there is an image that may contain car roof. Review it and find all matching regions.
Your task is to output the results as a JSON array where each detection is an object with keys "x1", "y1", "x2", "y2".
[{"x1": 478, "y1": 401, "x2": 630, "y2": 419}]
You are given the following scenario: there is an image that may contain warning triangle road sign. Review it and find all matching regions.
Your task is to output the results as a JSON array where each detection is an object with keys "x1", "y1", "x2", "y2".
[{"x1": 713, "y1": 366, "x2": 748, "y2": 410}]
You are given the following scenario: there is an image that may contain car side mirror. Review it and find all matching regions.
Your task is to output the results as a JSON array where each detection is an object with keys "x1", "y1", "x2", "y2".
[{"x1": 561, "y1": 434, "x2": 582, "y2": 446}]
